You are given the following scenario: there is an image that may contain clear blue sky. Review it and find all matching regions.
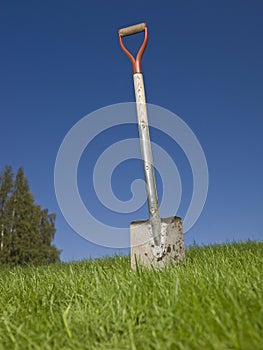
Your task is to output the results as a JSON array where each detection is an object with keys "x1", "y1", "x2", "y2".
[{"x1": 1, "y1": 0, "x2": 262, "y2": 261}]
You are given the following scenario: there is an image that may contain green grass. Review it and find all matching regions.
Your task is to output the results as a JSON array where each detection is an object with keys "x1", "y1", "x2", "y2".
[{"x1": 0, "y1": 241, "x2": 262, "y2": 350}]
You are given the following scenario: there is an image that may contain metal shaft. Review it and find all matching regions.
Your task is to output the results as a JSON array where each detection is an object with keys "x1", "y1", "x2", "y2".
[{"x1": 133, "y1": 73, "x2": 161, "y2": 246}]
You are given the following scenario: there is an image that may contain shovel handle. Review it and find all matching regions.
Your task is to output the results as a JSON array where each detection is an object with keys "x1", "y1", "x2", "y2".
[
  {"x1": 119, "y1": 23, "x2": 146, "y2": 37},
  {"x1": 118, "y1": 23, "x2": 148, "y2": 73}
]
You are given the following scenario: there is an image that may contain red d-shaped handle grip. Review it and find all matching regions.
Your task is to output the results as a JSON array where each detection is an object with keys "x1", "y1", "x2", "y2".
[{"x1": 118, "y1": 23, "x2": 148, "y2": 74}]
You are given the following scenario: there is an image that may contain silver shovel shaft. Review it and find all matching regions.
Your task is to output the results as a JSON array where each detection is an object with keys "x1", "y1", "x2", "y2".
[
  {"x1": 133, "y1": 73, "x2": 161, "y2": 246},
  {"x1": 118, "y1": 24, "x2": 161, "y2": 247}
]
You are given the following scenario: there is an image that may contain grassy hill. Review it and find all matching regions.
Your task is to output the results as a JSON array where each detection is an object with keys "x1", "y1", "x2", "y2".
[{"x1": 0, "y1": 241, "x2": 262, "y2": 349}]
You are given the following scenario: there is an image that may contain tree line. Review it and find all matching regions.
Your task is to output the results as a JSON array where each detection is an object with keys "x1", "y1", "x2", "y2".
[{"x1": 0, "y1": 165, "x2": 60, "y2": 266}]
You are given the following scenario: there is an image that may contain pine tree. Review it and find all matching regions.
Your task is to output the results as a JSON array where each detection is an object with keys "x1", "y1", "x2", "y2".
[
  {"x1": 0, "y1": 166, "x2": 14, "y2": 261},
  {"x1": 0, "y1": 166, "x2": 60, "y2": 266}
]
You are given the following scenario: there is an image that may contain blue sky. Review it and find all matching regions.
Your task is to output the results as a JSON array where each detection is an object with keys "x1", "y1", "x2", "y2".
[{"x1": 1, "y1": 0, "x2": 262, "y2": 261}]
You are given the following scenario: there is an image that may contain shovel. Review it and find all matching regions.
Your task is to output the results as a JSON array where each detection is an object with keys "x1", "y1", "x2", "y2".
[{"x1": 118, "y1": 23, "x2": 185, "y2": 269}]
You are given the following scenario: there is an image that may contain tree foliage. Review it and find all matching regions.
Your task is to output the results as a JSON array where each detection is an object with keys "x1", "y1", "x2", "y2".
[{"x1": 0, "y1": 166, "x2": 60, "y2": 266}]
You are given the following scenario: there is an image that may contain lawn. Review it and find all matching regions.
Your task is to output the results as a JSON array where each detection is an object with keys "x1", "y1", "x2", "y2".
[{"x1": 0, "y1": 241, "x2": 262, "y2": 349}]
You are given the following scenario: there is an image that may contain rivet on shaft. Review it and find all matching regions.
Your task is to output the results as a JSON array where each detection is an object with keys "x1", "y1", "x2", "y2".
[{"x1": 150, "y1": 207, "x2": 156, "y2": 214}]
